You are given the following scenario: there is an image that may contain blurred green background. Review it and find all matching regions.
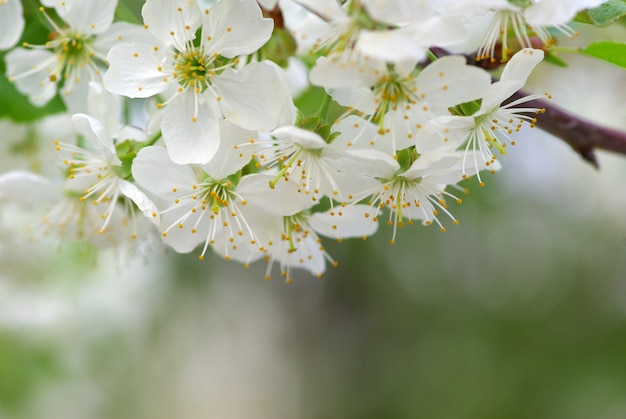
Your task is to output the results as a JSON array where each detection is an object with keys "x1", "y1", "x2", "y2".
[
  {"x1": 2, "y1": 136, "x2": 626, "y2": 419},
  {"x1": 2, "y1": 1, "x2": 626, "y2": 418}
]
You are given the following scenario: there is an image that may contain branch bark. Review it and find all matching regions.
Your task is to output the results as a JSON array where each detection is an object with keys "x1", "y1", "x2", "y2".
[{"x1": 507, "y1": 91, "x2": 626, "y2": 168}]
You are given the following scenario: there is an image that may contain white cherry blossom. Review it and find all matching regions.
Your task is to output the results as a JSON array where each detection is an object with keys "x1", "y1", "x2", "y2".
[
  {"x1": 310, "y1": 53, "x2": 491, "y2": 152},
  {"x1": 5, "y1": 0, "x2": 151, "y2": 109},
  {"x1": 417, "y1": 48, "x2": 545, "y2": 184},
  {"x1": 104, "y1": 0, "x2": 295, "y2": 165}
]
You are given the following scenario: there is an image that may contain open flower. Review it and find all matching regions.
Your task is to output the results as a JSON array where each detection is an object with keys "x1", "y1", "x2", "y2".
[
  {"x1": 311, "y1": 53, "x2": 491, "y2": 152},
  {"x1": 417, "y1": 48, "x2": 545, "y2": 184},
  {"x1": 56, "y1": 113, "x2": 157, "y2": 235},
  {"x1": 5, "y1": 0, "x2": 151, "y2": 109},
  {"x1": 131, "y1": 120, "x2": 306, "y2": 260},
  {"x1": 104, "y1": 0, "x2": 295, "y2": 165},
  {"x1": 462, "y1": 0, "x2": 606, "y2": 62}
]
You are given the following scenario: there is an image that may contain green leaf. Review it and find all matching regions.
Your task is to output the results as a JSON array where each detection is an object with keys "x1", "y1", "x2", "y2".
[
  {"x1": 582, "y1": 41, "x2": 626, "y2": 68},
  {"x1": 574, "y1": 0, "x2": 626, "y2": 27}
]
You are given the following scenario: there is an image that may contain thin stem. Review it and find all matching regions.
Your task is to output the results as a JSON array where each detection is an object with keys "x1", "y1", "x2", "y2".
[
  {"x1": 314, "y1": 93, "x2": 333, "y2": 123},
  {"x1": 140, "y1": 131, "x2": 162, "y2": 148}
]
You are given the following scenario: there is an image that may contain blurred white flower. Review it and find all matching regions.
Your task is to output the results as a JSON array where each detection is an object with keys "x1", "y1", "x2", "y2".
[
  {"x1": 5, "y1": 0, "x2": 151, "y2": 110},
  {"x1": 0, "y1": 0, "x2": 24, "y2": 50}
]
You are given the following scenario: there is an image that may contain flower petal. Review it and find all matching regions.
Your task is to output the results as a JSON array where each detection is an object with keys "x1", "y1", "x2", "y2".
[
  {"x1": 47, "y1": 0, "x2": 117, "y2": 35},
  {"x1": 5, "y1": 48, "x2": 59, "y2": 106},
  {"x1": 0, "y1": 0, "x2": 24, "y2": 51},
  {"x1": 161, "y1": 90, "x2": 221, "y2": 164},
  {"x1": 237, "y1": 174, "x2": 308, "y2": 216},
  {"x1": 202, "y1": 0, "x2": 273, "y2": 57},
  {"x1": 142, "y1": 0, "x2": 201, "y2": 48},
  {"x1": 104, "y1": 43, "x2": 170, "y2": 98},
  {"x1": 309, "y1": 204, "x2": 378, "y2": 239},
  {"x1": 213, "y1": 61, "x2": 293, "y2": 132},
  {"x1": 71, "y1": 113, "x2": 120, "y2": 164},
  {"x1": 0, "y1": 171, "x2": 60, "y2": 206},
  {"x1": 201, "y1": 120, "x2": 258, "y2": 179}
]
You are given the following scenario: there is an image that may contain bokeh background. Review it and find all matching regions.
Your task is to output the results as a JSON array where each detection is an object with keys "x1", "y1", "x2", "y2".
[{"x1": 1, "y1": 3, "x2": 626, "y2": 418}]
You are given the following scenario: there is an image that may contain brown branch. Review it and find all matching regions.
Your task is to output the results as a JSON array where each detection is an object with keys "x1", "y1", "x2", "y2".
[
  {"x1": 429, "y1": 47, "x2": 626, "y2": 168},
  {"x1": 507, "y1": 91, "x2": 626, "y2": 168}
]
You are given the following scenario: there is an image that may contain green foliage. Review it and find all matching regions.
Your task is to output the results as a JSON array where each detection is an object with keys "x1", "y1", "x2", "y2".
[
  {"x1": 582, "y1": 41, "x2": 626, "y2": 68},
  {"x1": 574, "y1": 0, "x2": 626, "y2": 26},
  {"x1": 0, "y1": 333, "x2": 62, "y2": 413},
  {"x1": 449, "y1": 99, "x2": 482, "y2": 117}
]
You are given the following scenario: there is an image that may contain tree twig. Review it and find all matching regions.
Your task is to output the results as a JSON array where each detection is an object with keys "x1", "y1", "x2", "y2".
[{"x1": 506, "y1": 91, "x2": 626, "y2": 168}]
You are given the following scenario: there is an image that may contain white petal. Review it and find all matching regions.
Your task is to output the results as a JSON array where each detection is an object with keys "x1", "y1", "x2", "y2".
[
  {"x1": 87, "y1": 81, "x2": 122, "y2": 136},
  {"x1": 499, "y1": 48, "x2": 544, "y2": 85},
  {"x1": 161, "y1": 91, "x2": 221, "y2": 164},
  {"x1": 237, "y1": 174, "x2": 308, "y2": 216},
  {"x1": 357, "y1": 27, "x2": 428, "y2": 63},
  {"x1": 309, "y1": 53, "x2": 382, "y2": 89},
  {"x1": 309, "y1": 204, "x2": 378, "y2": 239},
  {"x1": 201, "y1": 120, "x2": 258, "y2": 179},
  {"x1": 104, "y1": 43, "x2": 170, "y2": 98},
  {"x1": 272, "y1": 126, "x2": 327, "y2": 149},
  {"x1": 202, "y1": 0, "x2": 273, "y2": 57},
  {"x1": 213, "y1": 61, "x2": 293, "y2": 131},
  {"x1": 0, "y1": 0, "x2": 24, "y2": 50},
  {"x1": 480, "y1": 49, "x2": 544, "y2": 112},
  {"x1": 416, "y1": 55, "x2": 491, "y2": 110},
  {"x1": 362, "y1": 0, "x2": 429, "y2": 24},
  {"x1": 93, "y1": 22, "x2": 157, "y2": 54},
  {"x1": 118, "y1": 125, "x2": 148, "y2": 143},
  {"x1": 273, "y1": 234, "x2": 327, "y2": 277},
  {"x1": 71, "y1": 113, "x2": 121, "y2": 165},
  {"x1": 524, "y1": 0, "x2": 606, "y2": 26},
  {"x1": 415, "y1": 115, "x2": 474, "y2": 153},
  {"x1": 159, "y1": 202, "x2": 206, "y2": 253},
  {"x1": 5, "y1": 48, "x2": 59, "y2": 106},
  {"x1": 61, "y1": 76, "x2": 91, "y2": 115},
  {"x1": 48, "y1": 0, "x2": 116, "y2": 35},
  {"x1": 341, "y1": 148, "x2": 399, "y2": 178},
  {"x1": 327, "y1": 87, "x2": 377, "y2": 115},
  {"x1": 403, "y1": 150, "x2": 461, "y2": 179},
  {"x1": 0, "y1": 170, "x2": 60, "y2": 206},
  {"x1": 118, "y1": 179, "x2": 160, "y2": 226},
  {"x1": 142, "y1": 0, "x2": 202, "y2": 48},
  {"x1": 132, "y1": 146, "x2": 198, "y2": 199}
]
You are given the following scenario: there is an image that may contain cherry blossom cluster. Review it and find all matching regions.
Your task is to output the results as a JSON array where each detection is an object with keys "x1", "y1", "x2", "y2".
[{"x1": 0, "y1": 0, "x2": 603, "y2": 282}]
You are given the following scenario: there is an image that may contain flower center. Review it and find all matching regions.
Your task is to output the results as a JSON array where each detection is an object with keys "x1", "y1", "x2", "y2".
[
  {"x1": 371, "y1": 71, "x2": 417, "y2": 133},
  {"x1": 173, "y1": 47, "x2": 234, "y2": 93},
  {"x1": 44, "y1": 30, "x2": 96, "y2": 82}
]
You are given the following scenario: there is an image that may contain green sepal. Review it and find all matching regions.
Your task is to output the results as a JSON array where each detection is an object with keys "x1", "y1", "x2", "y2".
[
  {"x1": 449, "y1": 99, "x2": 482, "y2": 117},
  {"x1": 574, "y1": 0, "x2": 626, "y2": 27},
  {"x1": 114, "y1": 139, "x2": 143, "y2": 180},
  {"x1": 396, "y1": 148, "x2": 414, "y2": 173}
]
